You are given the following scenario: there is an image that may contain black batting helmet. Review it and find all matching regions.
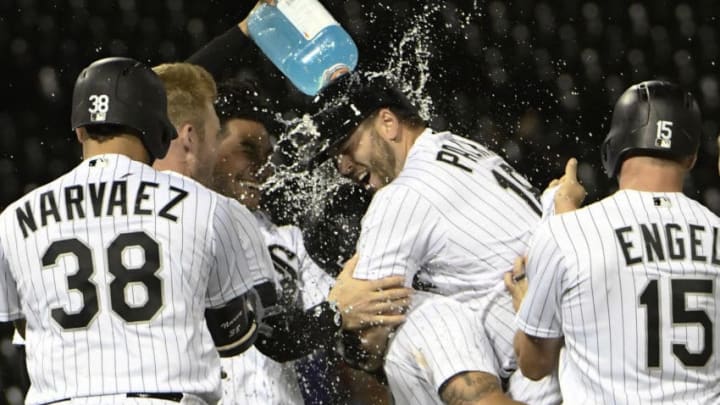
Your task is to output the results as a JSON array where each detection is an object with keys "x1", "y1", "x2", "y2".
[
  {"x1": 304, "y1": 73, "x2": 419, "y2": 170},
  {"x1": 71, "y1": 57, "x2": 177, "y2": 160},
  {"x1": 601, "y1": 80, "x2": 702, "y2": 178},
  {"x1": 301, "y1": 182, "x2": 373, "y2": 277}
]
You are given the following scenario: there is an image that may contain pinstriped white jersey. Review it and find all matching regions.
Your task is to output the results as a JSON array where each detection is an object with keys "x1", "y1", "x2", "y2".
[
  {"x1": 354, "y1": 129, "x2": 542, "y2": 299},
  {"x1": 518, "y1": 190, "x2": 720, "y2": 404},
  {"x1": 0, "y1": 153, "x2": 272, "y2": 405},
  {"x1": 221, "y1": 212, "x2": 334, "y2": 405}
]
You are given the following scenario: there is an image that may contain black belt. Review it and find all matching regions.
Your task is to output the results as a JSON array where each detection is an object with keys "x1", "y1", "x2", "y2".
[{"x1": 44, "y1": 392, "x2": 184, "y2": 404}]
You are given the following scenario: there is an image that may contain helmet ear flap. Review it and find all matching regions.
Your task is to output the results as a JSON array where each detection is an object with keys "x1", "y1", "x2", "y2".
[
  {"x1": 600, "y1": 135, "x2": 615, "y2": 177},
  {"x1": 152, "y1": 122, "x2": 178, "y2": 160}
]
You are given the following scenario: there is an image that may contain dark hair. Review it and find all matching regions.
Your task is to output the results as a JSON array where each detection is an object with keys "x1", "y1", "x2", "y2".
[
  {"x1": 214, "y1": 79, "x2": 282, "y2": 136},
  {"x1": 83, "y1": 124, "x2": 143, "y2": 141}
]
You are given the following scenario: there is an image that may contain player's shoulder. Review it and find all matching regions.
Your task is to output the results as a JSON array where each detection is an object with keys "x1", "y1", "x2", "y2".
[
  {"x1": 274, "y1": 223, "x2": 304, "y2": 242},
  {"x1": 371, "y1": 182, "x2": 425, "y2": 208},
  {"x1": 400, "y1": 130, "x2": 499, "y2": 178},
  {"x1": 254, "y1": 210, "x2": 303, "y2": 244},
  {"x1": 212, "y1": 189, "x2": 256, "y2": 226},
  {"x1": 0, "y1": 164, "x2": 77, "y2": 223}
]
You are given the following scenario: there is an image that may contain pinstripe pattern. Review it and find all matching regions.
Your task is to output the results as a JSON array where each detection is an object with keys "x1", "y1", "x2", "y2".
[
  {"x1": 519, "y1": 190, "x2": 720, "y2": 404},
  {"x1": 220, "y1": 213, "x2": 334, "y2": 405},
  {"x1": 355, "y1": 130, "x2": 537, "y2": 297},
  {"x1": 384, "y1": 294, "x2": 498, "y2": 404},
  {"x1": 353, "y1": 130, "x2": 560, "y2": 404},
  {"x1": 0, "y1": 154, "x2": 268, "y2": 405}
]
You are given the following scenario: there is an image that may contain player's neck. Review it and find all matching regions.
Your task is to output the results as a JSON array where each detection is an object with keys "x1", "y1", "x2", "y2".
[
  {"x1": 82, "y1": 135, "x2": 151, "y2": 165},
  {"x1": 395, "y1": 125, "x2": 426, "y2": 175},
  {"x1": 617, "y1": 157, "x2": 686, "y2": 192},
  {"x1": 152, "y1": 153, "x2": 191, "y2": 178}
]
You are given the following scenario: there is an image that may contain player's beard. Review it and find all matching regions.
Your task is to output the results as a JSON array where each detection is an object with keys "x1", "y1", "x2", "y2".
[{"x1": 369, "y1": 128, "x2": 396, "y2": 188}]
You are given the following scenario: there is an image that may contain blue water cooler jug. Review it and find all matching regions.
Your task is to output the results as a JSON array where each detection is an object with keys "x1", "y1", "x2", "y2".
[{"x1": 247, "y1": 0, "x2": 359, "y2": 96}]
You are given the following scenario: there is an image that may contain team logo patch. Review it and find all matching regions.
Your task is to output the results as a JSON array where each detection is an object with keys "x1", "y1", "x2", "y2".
[{"x1": 653, "y1": 196, "x2": 671, "y2": 207}]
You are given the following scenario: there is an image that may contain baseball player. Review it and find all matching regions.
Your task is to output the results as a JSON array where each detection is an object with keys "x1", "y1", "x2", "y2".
[
  {"x1": 210, "y1": 79, "x2": 411, "y2": 404},
  {"x1": 508, "y1": 81, "x2": 720, "y2": 404},
  {"x1": 306, "y1": 73, "x2": 561, "y2": 404},
  {"x1": 150, "y1": 14, "x2": 410, "y2": 402},
  {"x1": 0, "y1": 57, "x2": 268, "y2": 405}
]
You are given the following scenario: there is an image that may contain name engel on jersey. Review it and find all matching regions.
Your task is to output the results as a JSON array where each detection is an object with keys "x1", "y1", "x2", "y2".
[
  {"x1": 615, "y1": 221, "x2": 720, "y2": 266},
  {"x1": 14, "y1": 179, "x2": 188, "y2": 238}
]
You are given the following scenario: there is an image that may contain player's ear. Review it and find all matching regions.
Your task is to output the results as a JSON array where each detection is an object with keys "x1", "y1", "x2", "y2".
[
  {"x1": 376, "y1": 108, "x2": 400, "y2": 141},
  {"x1": 178, "y1": 123, "x2": 195, "y2": 152},
  {"x1": 75, "y1": 128, "x2": 88, "y2": 144}
]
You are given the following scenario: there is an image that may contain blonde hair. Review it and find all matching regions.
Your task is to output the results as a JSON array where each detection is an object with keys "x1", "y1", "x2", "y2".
[{"x1": 152, "y1": 63, "x2": 217, "y2": 139}]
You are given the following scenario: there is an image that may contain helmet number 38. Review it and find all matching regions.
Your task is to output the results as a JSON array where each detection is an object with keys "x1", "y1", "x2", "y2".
[{"x1": 88, "y1": 94, "x2": 110, "y2": 122}]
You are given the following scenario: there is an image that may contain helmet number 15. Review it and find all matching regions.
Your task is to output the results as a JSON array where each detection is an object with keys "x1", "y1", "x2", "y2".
[{"x1": 655, "y1": 120, "x2": 673, "y2": 148}]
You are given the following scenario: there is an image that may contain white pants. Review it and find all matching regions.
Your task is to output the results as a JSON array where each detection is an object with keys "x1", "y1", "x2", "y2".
[
  {"x1": 384, "y1": 291, "x2": 561, "y2": 405},
  {"x1": 470, "y1": 288, "x2": 561, "y2": 405},
  {"x1": 384, "y1": 295, "x2": 498, "y2": 405}
]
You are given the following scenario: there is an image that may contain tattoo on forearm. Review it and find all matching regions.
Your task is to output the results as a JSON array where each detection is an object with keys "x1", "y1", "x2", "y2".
[{"x1": 441, "y1": 372, "x2": 502, "y2": 405}]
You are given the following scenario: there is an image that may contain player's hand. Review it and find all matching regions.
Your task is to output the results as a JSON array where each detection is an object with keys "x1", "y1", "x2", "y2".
[
  {"x1": 504, "y1": 256, "x2": 528, "y2": 313},
  {"x1": 328, "y1": 255, "x2": 412, "y2": 331},
  {"x1": 238, "y1": 1, "x2": 275, "y2": 35},
  {"x1": 547, "y1": 158, "x2": 586, "y2": 214}
]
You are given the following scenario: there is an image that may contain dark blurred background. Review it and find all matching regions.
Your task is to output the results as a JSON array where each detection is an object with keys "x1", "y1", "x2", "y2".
[{"x1": 1, "y1": 0, "x2": 719, "y2": 403}]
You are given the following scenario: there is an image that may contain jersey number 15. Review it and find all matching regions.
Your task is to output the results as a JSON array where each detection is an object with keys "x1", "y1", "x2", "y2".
[{"x1": 639, "y1": 278, "x2": 714, "y2": 368}]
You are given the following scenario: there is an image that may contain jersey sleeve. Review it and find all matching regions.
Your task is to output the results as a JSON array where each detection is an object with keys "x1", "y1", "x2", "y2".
[
  {"x1": 539, "y1": 185, "x2": 559, "y2": 220},
  {"x1": 185, "y1": 25, "x2": 254, "y2": 80},
  {"x1": 0, "y1": 237, "x2": 22, "y2": 321},
  {"x1": 515, "y1": 220, "x2": 566, "y2": 338},
  {"x1": 206, "y1": 198, "x2": 275, "y2": 308},
  {"x1": 354, "y1": 185, "x2": 442, "y2": 284}
]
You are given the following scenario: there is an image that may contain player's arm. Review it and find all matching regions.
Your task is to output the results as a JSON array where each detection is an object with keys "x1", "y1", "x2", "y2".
[
  {"x1": 332, "y1": 187, "x2": 435, "y2": 369},
  {"x1": 439, "y1": 372, "x2": 525, "y2": 405},
  {"x1": 545, "y1": 158, "x2": 586, "y2": 215},
  {"x1": 206, "y1": 198, "x2": 271, "y2": 357},
  {"x1": 329, "y1": 255, "x2": 411, "y2": 330},
  {"x1": 512, "y1": 331, "x2": 563, "y2": 381},
  {"x1": 505, "y1": 226, "x2": 567, "y2": 380},
  {"x1": 0, "y1": 239, "x2": 22, "y2": 326},
  {"x1": 326, "y1": 256, "x2": 410, "y2": 375},
  {"x1": 185, "y1": 1, "x2": 270, "y2": 79},
  {"x1": 349, "y1": 185, "x2": 442, "y2": 284},
  {"x1": 205, "y1": 293, "x2": 259, "y2": 357},
  {"x1": 253, "y1": 297, "x2": 342, "y2": 362},
  {"x1": 253, "y1": 256, "x2": 410, "y2": 362}
]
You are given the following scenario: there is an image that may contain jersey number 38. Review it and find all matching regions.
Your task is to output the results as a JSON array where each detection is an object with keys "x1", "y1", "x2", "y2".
[{"x1": 42, "y1": 232, "x2": 163, "y2": 330}]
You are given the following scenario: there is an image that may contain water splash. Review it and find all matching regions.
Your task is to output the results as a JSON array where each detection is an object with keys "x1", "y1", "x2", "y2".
[{"x1": 261, "y1": 2, "x2": 484, "y2": 225}]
